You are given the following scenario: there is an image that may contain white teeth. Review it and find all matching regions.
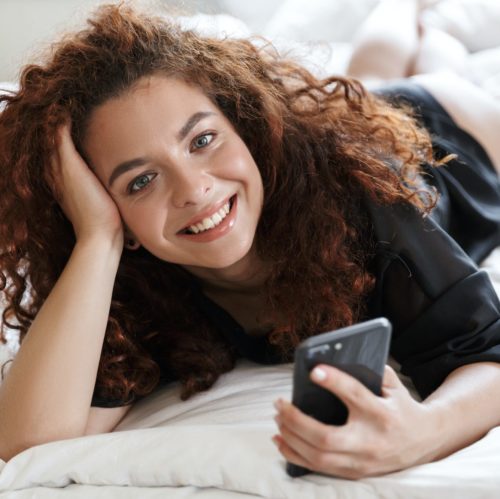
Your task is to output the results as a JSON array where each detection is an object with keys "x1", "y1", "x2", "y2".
[
  {"x1": 203, "y1": 218, "x2": 215, "y2": 230},
  {"x1": 187, "y1": 200, "x2": 231, "y2": 234}
]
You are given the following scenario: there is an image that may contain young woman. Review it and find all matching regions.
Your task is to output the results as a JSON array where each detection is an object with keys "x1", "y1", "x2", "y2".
[{"x1": 1, "y1": 4, "x2": 500, "y2": 478}]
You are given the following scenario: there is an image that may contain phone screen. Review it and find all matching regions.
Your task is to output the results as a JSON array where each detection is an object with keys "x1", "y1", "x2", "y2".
[{"x1": 286, "y1": 317, "x2": 392, "y2": 477}]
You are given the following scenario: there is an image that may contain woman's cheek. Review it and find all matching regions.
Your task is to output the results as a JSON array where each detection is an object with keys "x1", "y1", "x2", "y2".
[{"x1": 120, "y1": 202, "x2": 158, "y2": 241}]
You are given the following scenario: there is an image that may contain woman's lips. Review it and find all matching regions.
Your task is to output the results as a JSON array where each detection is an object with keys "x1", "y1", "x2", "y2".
[
  {"x1": 177, "y1": 195, "x2": 237, "y2": 243},
  {"x1": 179, "y1": 195, "x2": 233, "y2": 233}
]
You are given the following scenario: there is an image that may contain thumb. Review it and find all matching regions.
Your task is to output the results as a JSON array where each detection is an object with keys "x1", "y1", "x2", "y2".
[{"x1": 382, "y1": 364, "x2": 402, "y2": 390}]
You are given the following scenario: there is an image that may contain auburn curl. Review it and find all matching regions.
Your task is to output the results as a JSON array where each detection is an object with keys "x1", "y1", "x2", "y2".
[{"x1": 0, "y1": 3, "x2": 437, "y2": 403}]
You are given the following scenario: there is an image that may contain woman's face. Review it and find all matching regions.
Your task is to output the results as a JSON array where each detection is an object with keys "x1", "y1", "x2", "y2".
[{"x1": 84, "y1": 75, "x2": 264, "y2": 271}]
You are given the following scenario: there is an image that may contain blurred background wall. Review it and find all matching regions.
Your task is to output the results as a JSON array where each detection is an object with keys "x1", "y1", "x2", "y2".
[{"x1": 0, "y1": 0, "x2": 282, "y2": 81}]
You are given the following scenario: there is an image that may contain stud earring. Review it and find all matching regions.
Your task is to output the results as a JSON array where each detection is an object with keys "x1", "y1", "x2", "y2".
[{"x1": 125, "y1": 238, "x2": 140, "y2": 250}]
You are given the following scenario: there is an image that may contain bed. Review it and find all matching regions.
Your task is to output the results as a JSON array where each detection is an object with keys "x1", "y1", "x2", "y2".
[
  {"x1": 1, "y1": 353, "x2": 500, "y2": 498},
  {"x1": 2, "y1": 0, "x2": 500, "y2": 497}
]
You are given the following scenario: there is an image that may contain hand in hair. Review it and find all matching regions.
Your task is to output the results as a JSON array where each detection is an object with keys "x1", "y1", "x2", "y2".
[{"x1": 51, "y1": 124, "x2": 123, "y2": 243}]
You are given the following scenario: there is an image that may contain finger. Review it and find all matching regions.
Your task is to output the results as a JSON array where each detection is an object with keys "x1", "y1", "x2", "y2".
[
  {"x1": 50, "y1": 148, "x2": 60, "y2": 176},
  {"x1": 48, "y1": 136, "x2": 65, "y2": 200},
  {"x1": 50, "y1": 124, "x2": 71, "y2": 173},
  {"x1": 58, "y1": 123, "x2": 79, "y2": 160},
  {"x1": 310, "y1": 365, "x2": 382, "y2": 415},
  {"x1": 56, "y1": 124, "x2": 95, "y2": 185},
  {"x1": 274, "y1": 399, "x2": 354, "y2": 453},
  {"x1": 274, "y1": 429, "x2": 368, "y2": 480},
  {"x1": 382, "y1": 364, "x2": 402, "y2": 389},
  {"x1": 272, "y1": 434, "x2": 313, "y2": 471},
  {"x1": 277, "y1": 418, "x2": 336, "y2": 466},
  {"x1": 381, "y1": 365, "x2": 411, "y2": 400},
  {"x1": 49, "y1": 123, "x2": 79, "y2": 209}
]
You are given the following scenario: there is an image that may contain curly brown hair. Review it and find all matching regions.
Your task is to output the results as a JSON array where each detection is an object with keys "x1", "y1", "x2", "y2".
[{"x1": 0, "y1": 3, "x2": 437, "y2": 403}]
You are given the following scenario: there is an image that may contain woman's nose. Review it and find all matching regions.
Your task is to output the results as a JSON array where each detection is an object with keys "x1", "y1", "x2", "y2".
[{"x1": 170, "y1": 167, "x2": 214, "y2": 208}]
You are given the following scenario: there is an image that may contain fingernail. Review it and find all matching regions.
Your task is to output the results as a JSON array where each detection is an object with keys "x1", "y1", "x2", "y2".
[
  {"x1": 274, "y1": 414, "x2": 282, "y2": 426},
  {"x1": 271, "y1": 436, "x2": 280, "y2": 447},
  {"x1": 311, "y1": 366, "x2": 327, "y2": 381},
  {"x1": 273, "y1": 399, "x2": 283, "y2": 411}
]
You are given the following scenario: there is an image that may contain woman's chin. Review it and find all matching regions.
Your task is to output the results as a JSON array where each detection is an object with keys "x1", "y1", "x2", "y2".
[
  {"x1": 179, "y1": 241, "x2": 257, "y2": 274},
  {"x1": 188, "y1": 251, "x2": 252, "y2": 271}
]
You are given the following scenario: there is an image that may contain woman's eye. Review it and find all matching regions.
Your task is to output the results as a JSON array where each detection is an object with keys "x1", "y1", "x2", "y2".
[
  {"x1": 128, "y1": 173, "x2": 156, "y2": 194},
  {"x1": 191, "y1": 132, "x2": 215, "y2": 151}
]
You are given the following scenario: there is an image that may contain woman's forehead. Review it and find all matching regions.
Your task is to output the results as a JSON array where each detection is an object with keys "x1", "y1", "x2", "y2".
[
  {"x1": 94, "y1": 76, "x2": 214, "y2": 120},
  {"x1": 82, "y1": 76, "x2": 221, "y2": 175}
]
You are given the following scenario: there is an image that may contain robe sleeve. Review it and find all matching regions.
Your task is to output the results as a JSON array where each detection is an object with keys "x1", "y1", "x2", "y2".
[{"x1": 367, "y1": 201, "x2": 500, "y2": 399}]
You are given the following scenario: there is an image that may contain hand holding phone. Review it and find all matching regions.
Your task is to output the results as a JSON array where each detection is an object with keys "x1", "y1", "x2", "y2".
[{"x1": 286, "y1": 317, "x2": 392, "y2": 477}]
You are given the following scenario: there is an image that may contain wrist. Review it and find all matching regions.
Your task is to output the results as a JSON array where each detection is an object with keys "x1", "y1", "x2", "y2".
[
  {"x1": 73, "y1": 218, "x2": 124, "y2": 246},
  {"x1": 418, "y1": 399, "x2": 455, "y2": 463},
  {"x1": 75, "y1": 231, "x2": 124, "y2": 260}
]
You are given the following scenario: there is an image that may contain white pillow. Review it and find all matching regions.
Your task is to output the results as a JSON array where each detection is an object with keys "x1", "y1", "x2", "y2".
[
  {"x1": 263, "y1": 38, "x2": 353, "y2": 78},
  {"x1": 173, "y1": 13, "x2": 251, "y2": 39},
  {"x1": 263, "y1": 0, "x2": 380, "y2": 43},
  {"x1": 421, "y1": 0, "x2": 500, "y2": 52},
  {"x1": 413, "y1": 26, "x2": 468, "y2": 75},
  {"x1": 0, "y1": 82, "x2": 17, "y2": 92},
  {"x1": 0, "y1": 82, "x2": 17, "y2": 113},
  {"x1": 217, "y1": 0, "x2": 285, "y2": 33},
  {"x1": 0, "y1": 342, "x2": 14, "y2": 385},
  {"x1": 464, "y1": 47, "x2": 500, "y2": 83}
]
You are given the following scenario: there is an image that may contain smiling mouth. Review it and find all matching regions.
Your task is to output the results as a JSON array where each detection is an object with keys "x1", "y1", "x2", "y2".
[{"x1": 178, "y1": 195, "x2": 236, "y2": 235}]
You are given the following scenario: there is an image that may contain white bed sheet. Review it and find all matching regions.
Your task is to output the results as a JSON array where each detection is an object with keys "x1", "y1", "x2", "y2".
[{"x1": 1, "y1": 361, "x2": 500, "y2": 498}]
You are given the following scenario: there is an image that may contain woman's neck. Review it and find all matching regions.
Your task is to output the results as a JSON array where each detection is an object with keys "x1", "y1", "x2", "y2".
[{"x1": 182, "y1": 248, "x2": 270, "y2": 295}]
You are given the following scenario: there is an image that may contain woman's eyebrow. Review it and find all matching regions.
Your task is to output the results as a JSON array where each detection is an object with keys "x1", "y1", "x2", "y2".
[
  {"x1": 108, "y1": 111, "x2": 215, "y2": 188},
  {"x1": 177, "y1": 111, "x2": 215, "y2": 141},
  {"x1": 108, "y1": 158, "x2": 149, "y2": 188}
]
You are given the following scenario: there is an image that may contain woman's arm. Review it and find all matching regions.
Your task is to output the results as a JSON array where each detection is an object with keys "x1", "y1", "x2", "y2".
[
  {"x1": 422, "y1": 361, "x2": 500, "y2": 460},
  {"x1": 0, "y1": 125, "x2": 124, "y2": 462},
  {"x1": 0, "y1": 235, "x2": 122, "y2": 462},
  {"x1": 85, "y1": 403, "x2": 133, "y2": 436}
]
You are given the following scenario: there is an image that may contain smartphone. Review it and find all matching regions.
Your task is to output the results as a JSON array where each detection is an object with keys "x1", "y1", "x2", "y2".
[{"x1": 286, "y1": 317, "x2": 392, "y2": 478}]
